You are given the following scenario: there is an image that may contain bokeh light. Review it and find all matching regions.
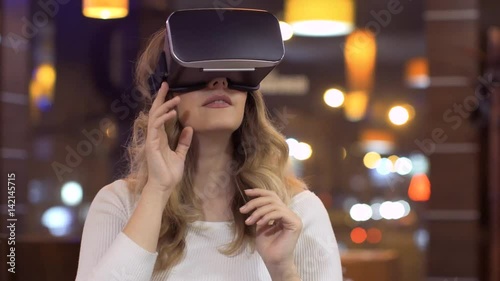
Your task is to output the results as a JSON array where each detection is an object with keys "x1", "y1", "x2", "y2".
[
  {"x1": 83, "y1": 0, "x2": 129, "y2": 19},
  {"x1": 41, "y1": 206, "x2": 73, "y2": 236},
  {"x1": 294, "y1": 142, "x2": 313, "y2": 160},
  {"x1": 35, "y1": 64, "x2": 56, "y2": 88},
  {"x1": 363, "y1": 152, "x2": 381, "y2": 169},
  {"x1": 61, "y1": 181, "x2": 83, "y2": 206},
  {"x1": 395, "y1": 157, "x2": 413, "y2": 175},
  {"x1": 398, "y1": 200, "x2": 411, "y2": 217},
  {"x1": 414, "y1": 229, "x2": 430, "y2": 251},
  {"x1": 286, "y1": 138, "x2": 299, "y2": 157},
  {"x1": 279, "y1": 21, "x2": 294, "y2": 41},
  {"x1": 375, "y1": 158, "x2": 393, "y2": 175},
  {"x1": 341, "y1": 147, "x2": 347, "y2": 160},
  {"x1": 349, "y1": 203, "x2": 373, "y2": 222},
  {"x1": 388, "y1": 106, "x2": 410, "y2": 125},
  {"x1": 408, "y1": 174, "x2": 431, "y2": 202},
  {"x1": 323, "y1": 88, "x2": 345, "y2": 108},
  {"x1": 370, "y1": 203, "x2": 383, "y2": 220},
  {"x1": 410, "y1": 154, "x2": 429, "y2": 174},
  {"x1": 351, "y1": 227, "x2": 367, "y2": 244},
  {"x1": 380, "y1": 201, "x2": 406, "y2": 220},
  {"x1": 388, "y1": 155, "x2": 399, "y2": 164},
  {"x1": 367, "y1": 228, "x2": 382, "y2": 244}
]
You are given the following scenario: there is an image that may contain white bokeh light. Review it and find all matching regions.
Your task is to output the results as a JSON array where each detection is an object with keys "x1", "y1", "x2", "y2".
[
  {"x1": 349, "y1": 203, "x2": 373, "y2": 222},
  {"x1": 395, "y1": 157, "x2": 413, "y2": 175},
  {"x1": 388, "y1": 106, "x2": 410, "y2": 125},
  {"x1": 410, "y1": 154, "x2": 429, "y2": 174},
  {"x1": 41, "y1": 206, "x2": 73, "y2": 237},
  {"x1": 398, "y1": 200, "x2": 411, "y2": 217},
  {"x1": 286, "y1": 138, "x2": 299, "y2": 157},
  {"x1": 291, "y1": 21, "x2": 354, "y2": 37},
  {"x1": 279, "y1": 21, "x2": 294, "y2": 41},
  {"x1": 61, "y1": 181, "x2": 83, "y2": 206},
  {"x1": 414, "y1": 229, "x2": 430, "y2": 251},
  {"x1": 370, "y1": 203, "x2": 383, "y2": 220},
  {"x1": 323, "y1": 88, "x2": 345, "y2": 108},
  {"x1": 380, "y1": 201, "x2": 406, "y2": 220},
  {"x1": 376, "y1": 158, "x2": 393, "y2": 175},
  {"x1": 294, "y1": 142, "x2": 312, "y2": 161}
]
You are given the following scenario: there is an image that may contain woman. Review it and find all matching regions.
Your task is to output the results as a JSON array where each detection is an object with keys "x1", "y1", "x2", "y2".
[{"x1": 75, "y1": 29, "x2": 342, "y2": 281}]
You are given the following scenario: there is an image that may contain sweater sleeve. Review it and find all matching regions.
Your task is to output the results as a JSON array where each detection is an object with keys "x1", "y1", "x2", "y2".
[
  {"x1": 291, "y1": 191, "x2": 343, "y2": 281},
  {"x1": 75, "y1": 181, "x2": 159, "y2": 281}
]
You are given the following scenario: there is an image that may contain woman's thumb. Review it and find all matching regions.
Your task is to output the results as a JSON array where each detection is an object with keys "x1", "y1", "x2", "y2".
[{"x1": 175, "y1": 126, "x2": 193, "y2": 159}]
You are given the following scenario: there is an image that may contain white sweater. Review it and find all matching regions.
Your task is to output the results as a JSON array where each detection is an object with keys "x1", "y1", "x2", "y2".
[{"x1": 75, "y1": 179, "x2": 342, "y2": 281}]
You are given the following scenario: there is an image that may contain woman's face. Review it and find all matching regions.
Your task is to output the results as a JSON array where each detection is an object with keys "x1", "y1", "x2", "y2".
[{"x1": 174, "y1": 77, "x2": 247, "y2": 133}]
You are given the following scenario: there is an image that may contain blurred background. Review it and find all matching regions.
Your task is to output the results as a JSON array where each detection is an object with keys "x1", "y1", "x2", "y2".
[{"x1": 0, "y1": 0, "x2": 499, "y2": 280}]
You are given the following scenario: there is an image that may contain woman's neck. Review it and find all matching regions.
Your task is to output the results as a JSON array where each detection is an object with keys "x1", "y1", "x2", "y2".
[{"x1": 191, "y1": 132, "x2": 236, "y2": 221}]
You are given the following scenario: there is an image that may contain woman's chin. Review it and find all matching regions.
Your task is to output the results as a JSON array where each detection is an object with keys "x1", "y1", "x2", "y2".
[{"x1": 192, "y1": 125, "x2": 240, "y2": 135}]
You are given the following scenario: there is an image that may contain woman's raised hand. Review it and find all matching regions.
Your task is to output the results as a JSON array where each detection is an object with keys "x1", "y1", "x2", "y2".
[{"x1": 145, "y1": 82, "x2": 193, "y2": 194}]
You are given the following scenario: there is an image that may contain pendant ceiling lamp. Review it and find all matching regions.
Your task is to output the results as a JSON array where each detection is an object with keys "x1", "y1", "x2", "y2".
[
  {"x1": 344, "y1": 91, "x2": 369, "y2": 122},
  {"x1": 285, "y1": 0, "x2": 355, "y2": 37},
  {"x1": 405, "y1": 57, "x2": 429, "y2": 89},
  {"x1": 83, "y1": 0, "x2": 129, "y2": 19},
  {"x1": 343, "y1": 29, "x2": 377, "y2": 122},
  {"x1": 344, "y1": 29, "x2": 377, "y2": 92}
]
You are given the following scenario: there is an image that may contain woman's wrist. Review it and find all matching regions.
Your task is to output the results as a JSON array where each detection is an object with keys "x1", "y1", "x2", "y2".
[
  {"x1": 266, "y1": 260, "x2": 301, "y2": 281},
  {"x1": 143, "y1": 182, "x2": 172, "y2": 204}
]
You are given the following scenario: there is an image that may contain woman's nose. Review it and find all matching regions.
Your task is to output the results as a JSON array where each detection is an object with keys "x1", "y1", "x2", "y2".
[{"x1": 207, "y1": 77, "x2": 228, "y2": 89}]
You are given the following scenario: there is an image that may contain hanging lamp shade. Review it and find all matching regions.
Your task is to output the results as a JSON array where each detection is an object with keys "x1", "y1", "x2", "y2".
[
  {"x1": 405, "y1": 57, "x2": 429, "y2": 89},
  {"x1": 360, "y1": 129, "x2": 395, "y2": 154},
  {"x1": 344, "y1": 29, "x2": 377, "y2": 92},
  {"x1": 343, "y1": 90, "x2": 369, "y2": 122},
  {"x1": 285, "y1": 0, "x2": 355, "y2": 37},
  {"x1": 83, "y1": 0, "x2": 129, "y2": 19}
]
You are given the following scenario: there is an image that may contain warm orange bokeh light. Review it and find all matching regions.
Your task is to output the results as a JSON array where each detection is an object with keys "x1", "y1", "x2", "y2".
[
  {"x1": 367, "y1": 228, "x2": 382, "y2": 244},
  {"x1": 360, "y1": 129, "x2": 395, "y2": 143},
  {"x1": 344, "y1": 90, "x2": 369, "y2": 122},
  {"x1": 408, "y1": 174, "x2": 431, "y2": 202},
  {"x1": 350, "y1": 227, "x2": 367, "y2": 244},
  {"x1": 83, "y1": 0, "x2": 129, "y2": 19},
  {"x1": 345, "y1": 29, "x2": 377, "y2": 92},
  {"x1": 405, "y1": 57, "x2": 429, "y2": 88}
]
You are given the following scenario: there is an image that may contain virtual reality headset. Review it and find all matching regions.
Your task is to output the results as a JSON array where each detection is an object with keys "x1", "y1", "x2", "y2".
[{"x1": 148, "y1": 8, "x2": 285, "y2": 95}]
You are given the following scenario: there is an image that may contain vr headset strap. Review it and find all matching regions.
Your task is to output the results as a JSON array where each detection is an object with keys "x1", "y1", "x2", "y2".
[{"x1": 148, "y1": 51, "x2": 168, "y2": 97}]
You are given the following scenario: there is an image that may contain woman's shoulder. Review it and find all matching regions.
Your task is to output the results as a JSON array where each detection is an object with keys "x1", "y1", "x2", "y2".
[
  {"x1": 96, "y1": 178, "x2": 130, "y2": 198},
  {"x1": 289, "y1": 187, "x2": 331, "y2": 227},
  {"x1": 91, "y1": 179, "x2": 137, "y2": 217},
  {"x1": 289, "y1": 187, "x2": 315, "y2": 209}
]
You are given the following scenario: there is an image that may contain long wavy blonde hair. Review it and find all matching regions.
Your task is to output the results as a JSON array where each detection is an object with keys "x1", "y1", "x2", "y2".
[{"x1": 123, "y1": 28, "x2": 306, "y2": 272}]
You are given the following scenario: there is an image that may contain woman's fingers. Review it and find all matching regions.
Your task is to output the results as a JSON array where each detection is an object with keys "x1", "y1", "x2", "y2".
[
  {"x1": 175, "y1": 126, "x2": 193, "y2": 159},
  {"x1": 150, "y1": 82, "x2": 169, "y2": 112},
  {"x1": 151, "y1": 95, "x2": 180, "y2": 120},
  {"x1": 152, "y1": 110, "x2": 177, "y2": 130},
  {"x1": 244, "y1": 204, "x2": 280, "y2": 225},
  {"x1": 255, "y1": 210, "x2": 282, "y2": 226},
  {"x1": 240, "y1": 189, "x2": 289, "y2": 226},
  {"x1": 239, "y1": 196, "x2": 276, "y2": 214},
  {"x1": 147, "y1": 110, "x2": 176, "y2": 146}
]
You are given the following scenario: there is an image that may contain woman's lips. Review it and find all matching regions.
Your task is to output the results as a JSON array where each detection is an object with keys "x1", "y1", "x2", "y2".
[
  {"x1": 203, "y1": 100, "x2": 231, "y2": 108},
  {"x1": 202, "y1": 94, "x2": 232, "y2": 107}
]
